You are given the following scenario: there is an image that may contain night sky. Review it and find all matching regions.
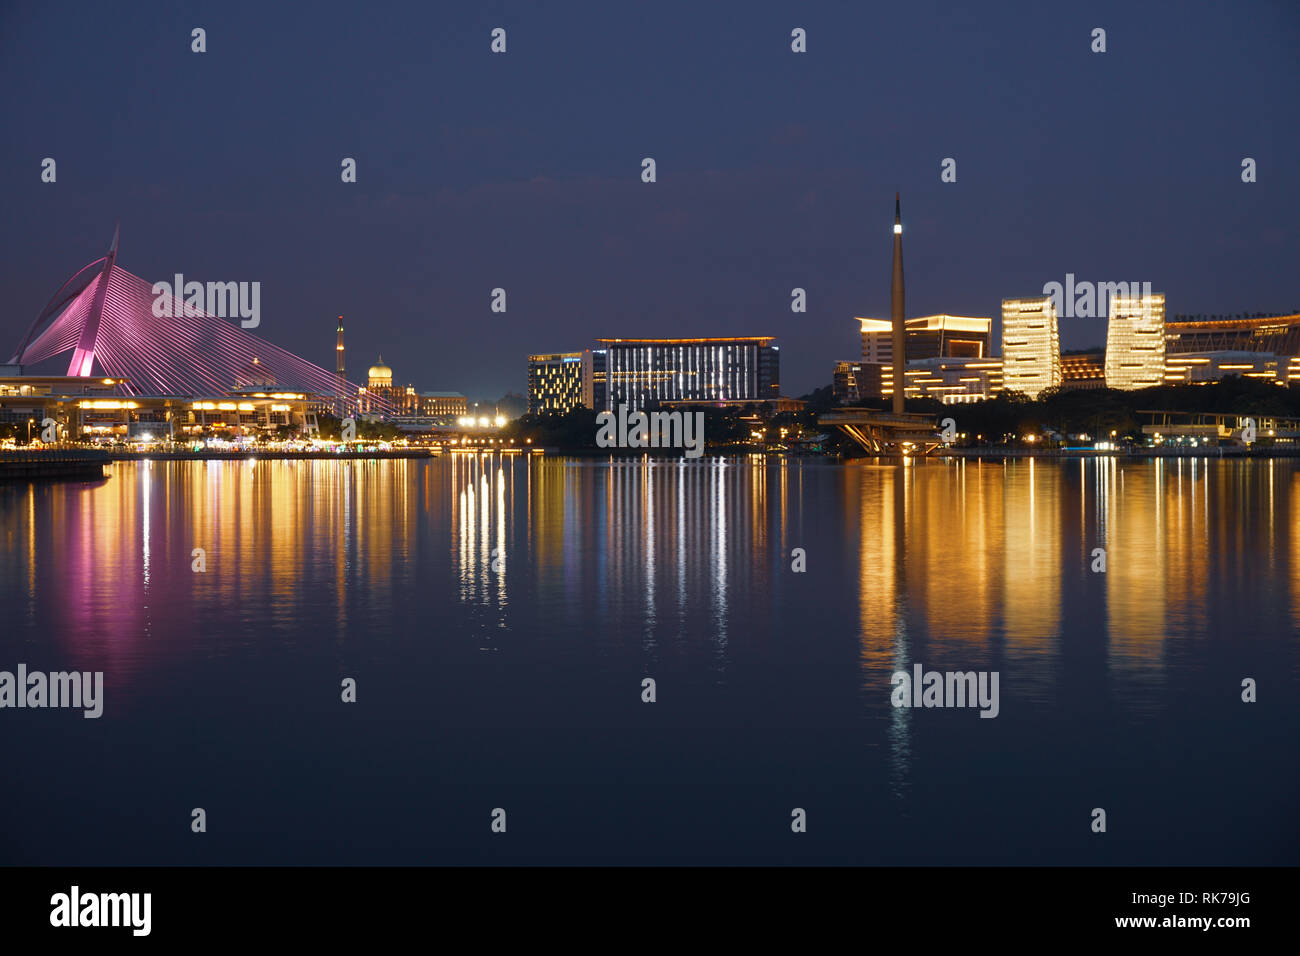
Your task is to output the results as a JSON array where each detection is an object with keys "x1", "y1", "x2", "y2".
[{"x1": 2, "y1": 0, "x2": 1297, "y2": 400}]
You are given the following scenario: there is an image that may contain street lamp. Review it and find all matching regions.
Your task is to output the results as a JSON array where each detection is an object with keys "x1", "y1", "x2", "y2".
[{"x1": 27, "y1": 418, "x2": 34, "y2": 444}]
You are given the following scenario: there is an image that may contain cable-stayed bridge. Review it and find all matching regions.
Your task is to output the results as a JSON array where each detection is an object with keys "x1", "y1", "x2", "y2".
[{"x1": 8, "y1": 231, "x2": 383, "y2": 412}]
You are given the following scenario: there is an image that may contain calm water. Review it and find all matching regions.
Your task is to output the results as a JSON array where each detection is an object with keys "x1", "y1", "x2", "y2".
[{"x1": 1, "y1": 454, "x2": 1297, "y2": 865}]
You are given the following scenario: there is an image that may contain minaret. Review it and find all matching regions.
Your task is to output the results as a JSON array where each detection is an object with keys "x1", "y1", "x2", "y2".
[
  {"x1": 891, "y1": 194, "x2": 906, "y2": 414},
  {"x1": 335, "y1": 315, "x2": 346, "y2": 417}
]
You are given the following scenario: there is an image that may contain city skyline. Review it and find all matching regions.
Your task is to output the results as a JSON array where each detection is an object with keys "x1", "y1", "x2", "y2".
[
  {"x1": 9, "y1": 220, "x2": 1300, "y2": 420},
  {"x1": 3, "y1": 2, "x2": 1297, "y2": 400}
]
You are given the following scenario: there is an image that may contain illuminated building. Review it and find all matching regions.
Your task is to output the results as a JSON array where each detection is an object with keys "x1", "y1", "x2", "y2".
[
  {"x1": 833, "y1": 361, "x2": 864, "y2": 404},
  {"x1": 857, "y1": 314, "x2": 995, "y2": 401},
  {"x1": 419, "y1": 392, "x2": 467, "y2": 417},
  {"x1": 1060, "y1": 350, "x2": 1106, "y2": 390},
  {"x1": 1163, "y1": 351, "x2": 1297, "y2": 385},
  {"x1": 1105, "y1": 293, "x2": 1166, "y2": 389},
  {"x1": 527, "y1": 350, "x2": 609, "y2": 413},
  {"x1": 528, "y1": 352, "x2": 586, "y2": 413},
  {"x1": 368, "y1": 355, "x2": 392, "y2": 389},
  {"x1": 1001, "y1": 296, "x2": 1061, "y2": 398},
  {"x1": 357, "y1": 355, "x2": 419, "y2": 416},
  {"x1": 595, "y1": 337, "x2": 779, "y2": 412},
  {"x1": 858, "y1": 314, "x2": 993, "y2": 364},
  {"x1": 1165, "y1": 313, "x2": 1300, "y2": 354},
  {"x1": 901, "y1": 357, "x2": 1003, "y2": 404},
  {"x1": 0, "y1": 374, "x2": 318, "y2": 441}
]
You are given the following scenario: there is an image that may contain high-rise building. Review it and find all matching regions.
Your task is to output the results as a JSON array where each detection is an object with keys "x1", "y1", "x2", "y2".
[
  {"x1": 1105, "y1": 293, "x2": 1166, "y2": 389},
  {"x1": 1001, "y1": 296, "x2": 1061, "y2": 398},
  {"x1": 527, "y1": 352, "x2": 587, "y2": 413},
  {"x1": 596, "y1": 337, "x2": 779, "y2": 412},
  {"x1": 526, "y1": 350, "x2": 607, "y2": 414}
]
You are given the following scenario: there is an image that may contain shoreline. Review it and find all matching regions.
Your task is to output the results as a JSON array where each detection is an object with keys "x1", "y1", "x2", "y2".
[{"x1": 934, "y1": 446, "x2": 1278, "y2": 459}]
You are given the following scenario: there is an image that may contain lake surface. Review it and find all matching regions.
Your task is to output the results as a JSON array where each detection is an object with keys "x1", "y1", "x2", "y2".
[{"x1": 1, "y1": 454, "x2": 1296, "y2": 864}]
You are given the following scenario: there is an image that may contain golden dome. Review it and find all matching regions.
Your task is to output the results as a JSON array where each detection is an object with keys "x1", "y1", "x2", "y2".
[{"x1": 368, "y1": 355, "x2": 392, "y2": 383}]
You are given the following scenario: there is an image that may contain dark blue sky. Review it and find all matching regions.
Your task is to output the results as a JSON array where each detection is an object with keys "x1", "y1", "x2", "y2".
[{"x1": 2, "y1": 0, "x2": 1297, "y2": 399}]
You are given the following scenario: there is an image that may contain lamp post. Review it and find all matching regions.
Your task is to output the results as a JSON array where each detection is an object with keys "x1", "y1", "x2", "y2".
[{"x1": 27, "y1": 418, "x2": 34, "y2": 444}]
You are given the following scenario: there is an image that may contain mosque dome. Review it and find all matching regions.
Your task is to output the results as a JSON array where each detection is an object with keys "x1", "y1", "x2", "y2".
[{"x1": 368, "y1": 355, "x2": 393, "y2": 384}]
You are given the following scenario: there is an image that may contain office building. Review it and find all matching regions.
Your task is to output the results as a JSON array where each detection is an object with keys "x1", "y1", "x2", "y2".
[
  {"x1": 1001, "y1": 296, "x2": 1061, "y2": 398},
  {"x1": 528, "y1": 352, "x2": 586, "y2": 414},
  {"x1": 419, "y1": 392, "x2": 468, "y2": 417},
  {"x1": 1105, "y1": 293, "x2": 1166, "y2": 390},
  {"x1": 595, "y1": 337, "x2": 779, "y2": 412}
]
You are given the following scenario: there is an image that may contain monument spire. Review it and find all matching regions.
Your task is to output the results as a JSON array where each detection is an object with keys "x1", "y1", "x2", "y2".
[
  {"x1": 335, "y1": 315, "x2": 347, "y2": 417},
  {"x1": 891, "y1": 194, "x2": 906, "y2": 414}
]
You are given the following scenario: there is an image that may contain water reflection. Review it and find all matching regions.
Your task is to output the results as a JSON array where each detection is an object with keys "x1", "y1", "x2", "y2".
[{"x1": 0, "y1": 454, "x2": 1296, "y2": 725}]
